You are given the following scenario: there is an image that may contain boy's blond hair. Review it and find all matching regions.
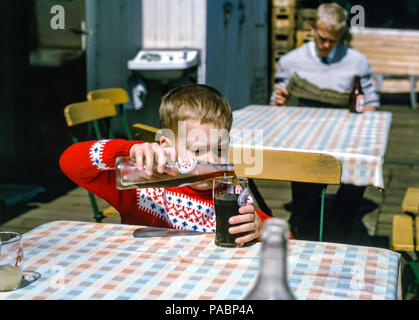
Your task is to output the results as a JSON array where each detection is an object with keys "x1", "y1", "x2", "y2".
[
  {"x1": 159, "y1": 84, "x2": 233, "y2": 133},
  {"x1": 315, "y1": 3, "x2": 348, "y2": 33}
]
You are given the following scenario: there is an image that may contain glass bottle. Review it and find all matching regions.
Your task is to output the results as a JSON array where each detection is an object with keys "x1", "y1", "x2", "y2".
[
  {"x1": 245, "y1": 218, "x2": 296, "y2": 300},
  {"x1": 348, "y1": 75, "x2": 365, "y2": 113},
  {"x1": 115, "y1": 156, "x2": 235, "y2": 190}
]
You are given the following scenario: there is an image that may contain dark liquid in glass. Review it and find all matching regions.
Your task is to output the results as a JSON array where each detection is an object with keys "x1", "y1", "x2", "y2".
[{"x1": 214, "y1": 193, "x2": 245, "y2": 247}]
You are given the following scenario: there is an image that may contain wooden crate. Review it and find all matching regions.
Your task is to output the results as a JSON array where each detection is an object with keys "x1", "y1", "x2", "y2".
[
  {"x1": 272, "y1": 0, "x2": 297, "y2": 7},
  {"x1": 272, "y1": 6, "x2": 296, "y2": 29},
  {"x1": 272, "y1": 5, "x2": 295, "y2": 16},
  {"x1": 272, "y1": 25, "x2": 295, "y2": 50},
  {"x1": 297, "y1": 8, "x2": 316, "y2": 30},
  {"x1": 296, "y1": 30, "x2": 313, "y2": 47},
  {"x1": 271, "y1": 48, "x2": 291, "y2": 84},
  {"x1": 272, "y1": 36, "x2": 295, "y2": 50}
]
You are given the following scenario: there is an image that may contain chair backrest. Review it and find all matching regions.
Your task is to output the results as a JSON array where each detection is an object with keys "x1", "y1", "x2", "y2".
[
  {"x1": 64, "y1": 99, "x2": 117, "y2": 127},
  {"x1": 63, "y1": 99, "x2": 119, "y2": 222},
  {"x1": 87, "y1": 88, "x2": 129, "y2": 105},
  {"x1": 87, "y1": 88, "x2": 132, "y2": 140},
  {"x1": 132, "y1": 123, "x2": 161, "y2": 143},
  {"x1": 64, "y1": 99, "x2": 117, "y2": 142},
  {"x1": 229, "y1": 147, "x2": 342, "y2": 185}
]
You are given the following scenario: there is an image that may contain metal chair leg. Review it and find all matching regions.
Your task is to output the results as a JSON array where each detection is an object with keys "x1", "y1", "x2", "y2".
[
  {"x1": 248, "y1": 178, "x2": 273, "y2": 216},
  {"x1": 87, "y1": 191, "x2": 104, "y2": 222},
  {"x1": 409, "y1": 75, "x2": 417, "y2": 110},
  {"x1": 319, "y1": 187, "x2": 326, "y2": 242},
  {"x1": 119, "y1": 104, "x2": 133, "y2": 140}
]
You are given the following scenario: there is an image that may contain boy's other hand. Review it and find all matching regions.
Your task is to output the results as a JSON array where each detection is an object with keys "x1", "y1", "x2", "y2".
[
  {"x1": 274, "y1": 86, "x2": 290, "y2": 106},
  {"x1": 129, "y1": 143, "x2": 177, "y2": 176},
  {"x1": 228, "y1": 204, "x2": 263, "y2": 245}
]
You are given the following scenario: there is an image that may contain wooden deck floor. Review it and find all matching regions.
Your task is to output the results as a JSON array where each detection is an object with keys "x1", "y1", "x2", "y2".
[{"x1": 1, "y1": 104, "x2": 418, "y2": 248}]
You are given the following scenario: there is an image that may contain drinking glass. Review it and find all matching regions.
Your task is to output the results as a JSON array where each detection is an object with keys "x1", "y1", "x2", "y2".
[
  {"x1": 213, "y1": 176, "x2": 249, "y2": 247},
  {"x1": 0, "y1": 232, "x2": 23, "y2": 291}
]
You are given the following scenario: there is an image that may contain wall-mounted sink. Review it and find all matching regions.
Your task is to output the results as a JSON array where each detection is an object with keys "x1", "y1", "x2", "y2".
[{"x1": 127, "y1": 49, "x2": 199, "y2": 81}]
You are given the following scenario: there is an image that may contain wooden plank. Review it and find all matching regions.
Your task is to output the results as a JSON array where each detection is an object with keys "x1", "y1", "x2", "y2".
[
  {"x1": 272, "y1": 7, "x2": 296, "y2": 29},
  {"x1": 87, "y1": 88, "x2": 129, "y2": 105},
  {"x1": 351, "y1": 27, "x2": 419, "y2": 37},
  {"x1": 392, "y1": 215, "x2": 414, "y2": 251},
  {"x1": 352, "y1": 39, "x2": 419, "y2": 47},
  {"x1": 64, "y1": 99, "x2": 117, "y2": 127},
  {"x1": 272, "y1": 0, "x2": 296, "y2": 7},
  {"x1": 103, "y1": 205, "x2": 120, "y2": 217},
  {"x1": 296, "y1": 30, "x2": 313, "y2": 47},
  {"x1": 353, "y1": 47, "x2": 419, "y2": 58},
  {"x1": 229, "y1": 147, "x2": 341, "y2": 184},
  {"x1": 132, "y1": 123, "x2": 161, "y2": 143},
  {"x1": 402, "y1": 188, "x2": 419, "y2": 214},
  {"x1": 380, "y1": 80, "x2": 419, "y2": 94}
]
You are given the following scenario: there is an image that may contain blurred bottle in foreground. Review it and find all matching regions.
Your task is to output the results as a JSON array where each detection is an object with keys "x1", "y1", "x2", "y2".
[
  {"x1": 115, "y1": 156, "x2": 235, "y2": 189},
  {"x1": 348, "y1": 75, "x2": 364, "y2": 113},
  {"x1": 245, "y1": 218, "x2": 296, "y2": 300}
]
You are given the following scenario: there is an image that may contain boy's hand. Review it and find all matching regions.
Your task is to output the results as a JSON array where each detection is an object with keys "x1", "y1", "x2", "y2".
[
  {"x1": 129, "y1": 143, "x2": 177, "y2": 176},
  {"x1": 228, "y1": 204, "x2": 263, "y2": 245}
]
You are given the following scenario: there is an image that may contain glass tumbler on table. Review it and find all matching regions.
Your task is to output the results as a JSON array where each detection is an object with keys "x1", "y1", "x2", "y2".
[
  {"x1": 213, "y1": 176, "x2": 250, "y2": 248},
  {"x1": 0, "y1": 232, "x2": 23, "y2": 291}
]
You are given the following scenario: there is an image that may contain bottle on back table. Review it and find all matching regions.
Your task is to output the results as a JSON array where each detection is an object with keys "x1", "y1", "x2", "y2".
[{"x1": 348, "y1": 75, "x2": 365, "y2": 113}]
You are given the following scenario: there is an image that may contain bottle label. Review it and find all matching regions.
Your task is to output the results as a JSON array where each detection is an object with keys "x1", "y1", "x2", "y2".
[
  {"x1": 356, "y1": 95, "x2": 364, "y2": 112},
  {"x1": 237, "y1": 188, "x2": 250, "y2": 206},
  {"x1": 175, "y1": 158, "x2": 197, "y2": 174}
]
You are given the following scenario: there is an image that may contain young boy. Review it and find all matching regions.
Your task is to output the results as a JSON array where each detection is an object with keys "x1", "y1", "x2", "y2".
[{"x1": 60, "y1": 84, "x2": 271, "y2": 245}]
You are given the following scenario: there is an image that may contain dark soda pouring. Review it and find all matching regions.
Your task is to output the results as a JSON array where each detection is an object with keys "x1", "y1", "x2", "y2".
[{"x1": 115, "y1": 157, "x2": 236, "y2": 189}]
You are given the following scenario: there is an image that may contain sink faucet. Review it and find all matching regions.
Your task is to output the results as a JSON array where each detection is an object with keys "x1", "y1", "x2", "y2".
[{"x1": 182, "y1": 47, "x2": 188, "y2": 60}]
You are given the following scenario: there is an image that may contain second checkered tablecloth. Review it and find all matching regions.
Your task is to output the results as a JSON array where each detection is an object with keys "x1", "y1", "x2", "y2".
[
  {"x1": 0, "y1": 221, "x2": 400, "y2": 300},
  {"x1": 231, "y1": 105, "x2": 392, "y2": 188}
]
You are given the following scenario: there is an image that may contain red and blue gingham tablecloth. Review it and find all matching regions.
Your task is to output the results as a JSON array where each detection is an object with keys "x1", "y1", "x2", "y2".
[
  {"x1": 231, "y1": 106, "x2": 392, "y2": 189},
  {"x1": 0, "y1": 221, "x2": 401, "y2": 300}
]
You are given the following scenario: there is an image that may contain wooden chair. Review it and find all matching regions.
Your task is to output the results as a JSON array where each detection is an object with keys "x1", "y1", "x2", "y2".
[
  {"x1": 87, "y1": 88, "x2": 133, "y2": 140},
  {"x1": 230, "y1": 147, "x2": 342, "y2": 241},
  {"x1": 132, "y1": 123, "x2": 161, "y2": 143},
  {"x1": 351, "y1": 28, "x2": 419, "y2": 109},
  {"x1": 63, "y1": 99, "x2": 121, "y2": 222},
  {"x1": 392, "y1": 187, "x2": 419, "y2": 298}
]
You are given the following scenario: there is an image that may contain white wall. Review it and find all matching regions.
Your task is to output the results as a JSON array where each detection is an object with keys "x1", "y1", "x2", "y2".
[{"x1": 141, "y1": 0, "x2": 207, "y2": 83}]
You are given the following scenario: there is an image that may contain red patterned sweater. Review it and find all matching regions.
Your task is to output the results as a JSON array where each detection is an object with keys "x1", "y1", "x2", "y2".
[{"x1": 59, "y1": 139, "x2": 273, "y2": 233}]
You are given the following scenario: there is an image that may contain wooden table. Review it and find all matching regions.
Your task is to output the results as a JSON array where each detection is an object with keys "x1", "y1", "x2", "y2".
[
  {"x1": 230, "y1": 105, "x2": 392, "y2": 189},
  {"x1": 0, "y1": 221, "x2": 401, "y2": 300}
]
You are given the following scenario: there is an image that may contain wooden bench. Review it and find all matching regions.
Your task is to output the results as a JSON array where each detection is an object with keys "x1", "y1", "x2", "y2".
[
  {"x1": 351, "y1": 28, "x2": 419, "y2": 109},
  {"x1": 393, "y1": 187, "x2": 419, "y2": 251},
  {"x1": 392, "y1": 187, "x2": 419, "y2": 298}
]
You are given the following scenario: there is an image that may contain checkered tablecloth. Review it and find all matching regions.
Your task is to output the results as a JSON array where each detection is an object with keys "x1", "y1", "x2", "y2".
[
  {"x1": 0, "y1": 221, "x2": 400, "y2": 300},
  {"x1": 231, "y1": 105, "x2": 392, "y2": 188}
]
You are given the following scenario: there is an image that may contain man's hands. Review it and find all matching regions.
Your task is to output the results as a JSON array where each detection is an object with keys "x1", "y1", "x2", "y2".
[
  {"x1": 363, "y1": 106, "x2": 376, "y2": 111},
  {"x1": 228, "y1": 204, "x2": 263, "y2": 245},
  {"x1": 129, "y1": 143, "x2": 176, "y2": 176},
  {"x1": 273, "y1": 86, "x2": 290, "y2": 106}
]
